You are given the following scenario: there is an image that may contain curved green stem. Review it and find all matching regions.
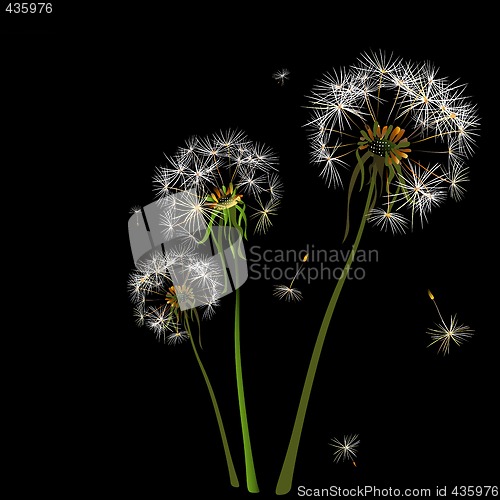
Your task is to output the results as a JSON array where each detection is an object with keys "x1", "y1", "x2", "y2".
[
  {"x1": 275, "y1": 174, "x2": 377, "y2": 496},
  {"x1": 235, "y1": 287, "x2": 259, "y2": 493},
  {"x1": 186, "y1": 320, "x2": 240, "y2": 488}
]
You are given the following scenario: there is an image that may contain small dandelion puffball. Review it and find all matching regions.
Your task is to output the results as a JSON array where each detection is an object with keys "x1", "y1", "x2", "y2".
[
  {"x1": 128, "y1": 247, "x2": 223, "y2": 344},
  {"x1": 153, "y1": 129, "x2": 282, "y2": 237},
  {"x1": 427, "y1": 315, "x2": 475, "y2": 355},
  {"x1": 273, "y1": 68, "x2": 290, "y2": 86},
  {"x1": 306, "y1": 50, "x2": 480, "y2": 233}
]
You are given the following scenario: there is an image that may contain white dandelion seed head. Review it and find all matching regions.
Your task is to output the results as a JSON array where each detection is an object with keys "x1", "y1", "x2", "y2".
[
  {"x1": 310, "y1": 139, "x2": 348, "y2": 189},
  {"x1": 128, "y1": 239, "x2": 225, "y2": 340},
  {"x1": 155, "y1": 130, "x2": 282, "y2": 234},
  {"x1": 267, "y1": 172, "x2": 285, "y2": 201},
  {"x1": 133, "y1": 304, "x2": 146, "y2": 327},
  {"x1": 306, "y1": 49, "x2": 479, "y2": 228},
  {"x1": 272, "y1": 68, "x2": 290, "y2": 85},
  {"x1": 393, "y1": 162, "x2": 448, "y2": 228},
  {"x1": 201, "y1": 296, "x2": 220, "y2": 320},
  {"x1": 307, "y1": 67, "x2": 368, "y2": 132},
  {"x1": 159, "y1": 207, "x2": 180, "y2": 241},
  {"x1": 427, "y1": 314, "x2": 474, "y2": 355},
  {"x1": 212, "y1": 128, "x2": 250, "y2": 151},
  {"x1": 251, "y1": 198, "x2": 281, "y2": 235},
  {"x1": 178, "y1": 135, "x2": 200, "y2": 158},
  {"x1": 246, "y1": 142, "x2": 279, "y2": 173},
  {"x1": 368, "y1": 207, "x2": 409, "y2": 235},
  {"x1": 444, "y1": 158, "x2": 470, "y2": 201},
  {"x1": 147, "y1": 307, "x2": 177, "y2": 339},
  {"x1": 166, "y1": 330, "x2": 189, "y2": 346},
  {"x1": 181, "y1": 157, "x2": 218, "y2": 190},
  {"x1": 355, "y1": 49, "x2": 402, "y2": 80},
  {"x1": 236, "y1": 167, "x2": 267, "y2": 197}
]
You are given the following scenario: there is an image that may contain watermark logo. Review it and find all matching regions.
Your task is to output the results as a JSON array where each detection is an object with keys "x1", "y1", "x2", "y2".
[{"x1": 248, "y1": 244, "x2": 379, "y2": 283}]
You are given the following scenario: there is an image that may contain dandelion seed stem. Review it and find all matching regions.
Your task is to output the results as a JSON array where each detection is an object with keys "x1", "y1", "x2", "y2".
[
  {"x1": 432, "y1": 298, "x2": 445, "y2": 325},
  {"x1": 234, "y1": 287, "x2": 260, "y2": 493},
  {"x1": 276, "y1": 174, "x2": 376, "y2": 496},
  {"x1": 186, "y1": 320, "x2": 240, "y2": 488},
  {"x1": 289, "y1": 263, "x2": 305, "y2": 288}
]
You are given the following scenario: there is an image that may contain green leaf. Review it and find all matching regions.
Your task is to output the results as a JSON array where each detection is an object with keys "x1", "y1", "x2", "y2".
[
  {"x1": 234, "y1": 204, "x2": 248, "y2": 240},
  {"x1": 198, "y1": 214, "x2": 216, "y2": 244},
  {"x1": 360, "y1": 130, "x2": 371, "y2": 142},
  {"x1": 344, "y1": 150, "x2": 371, "y2": 241},
  {"x1": 387, "y1": 164, "x2": 396, "y2": 185},
  {"x1": 359, "y1": 161, "x2": 365, "y2": 191}
]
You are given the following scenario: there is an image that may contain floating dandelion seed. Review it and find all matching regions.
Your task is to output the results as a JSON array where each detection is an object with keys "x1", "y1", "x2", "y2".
[
  {"x1": 273, "y1": 284, "x2": 303, "y2": 302},
  {"x1": 274, "y1": 253, "x2": 309, "y2": 302},
  {"x1": 273, "y1": 68, "x2": 290, "y2": 86},
  {"x1": 276, "y1": 50, "x2": 480, "y2": 496},
  {"x1": 426, "y1": 289, "x2": 474, "y2": 355},
  {"x1": 329, "y1": 434, "x2": 360, "y2": 464}
]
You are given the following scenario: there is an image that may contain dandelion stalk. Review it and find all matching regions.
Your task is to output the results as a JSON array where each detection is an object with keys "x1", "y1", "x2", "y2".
[
  {"x1": 276, "y1": 174, "x2": 375, "y2": 496},
  {"x1": 234, "y1": 287, "x2": 259, "y2": 493},
  {"x1": 128, "y1": 247, "x2": 239, "y2": 489},
  {"x1": 186, "y1": 319, "x2": 240, "y2": 488}
]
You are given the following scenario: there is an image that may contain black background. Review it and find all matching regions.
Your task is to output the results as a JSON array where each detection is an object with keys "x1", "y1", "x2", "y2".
[{"x1": 3, "y1": 4, "x2": 498, "y2": 498}]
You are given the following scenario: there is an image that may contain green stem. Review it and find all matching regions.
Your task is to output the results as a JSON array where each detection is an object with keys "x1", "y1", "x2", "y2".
[
  {"x1": 275, "y1": 174, "x2": 377, "y2": 496},
  {"x1": 186, "y1": 320, "x2": 240, "y2": 488},
  {"x1": 234, "y1": 287, "x2": 260, "y2": 493}
]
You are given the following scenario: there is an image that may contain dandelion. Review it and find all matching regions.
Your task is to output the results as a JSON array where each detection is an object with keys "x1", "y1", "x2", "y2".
[
  {"x1": 427, "y1": 289, "x2": 474, "y2": 355},
  {"x1": 305, "y1": 49, "x2": 479, "y2": 237},
  {"x1": 276, "y1": 50, "x2": 479, "y2": 496},
  {"x1": 128, "y1": 247, "x2": 223, "y2": 343},
  {"x1": 153, "y1": 129, "x2": 281, "y2": 244},
  {"x1": 153, "y1": 130, "x2": 282, "y2": 494},
  {"x1": 273, "y1": 68, "x2": 290, "y2": 86},
  {"x1": 329, "y1": 434, "x2": 360, "y2": 464}
]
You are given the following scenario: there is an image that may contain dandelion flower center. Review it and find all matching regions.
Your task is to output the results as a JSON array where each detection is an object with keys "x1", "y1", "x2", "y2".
[
  {"x1": 166, "y1": 285, "x2": 194, "y2": 309},
  {"x1": 358, "y1": 122, "x2": 412, "y2": 167},
  {"x1": 369, "y1": 137, "x2": 392, "y2": 156}
]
